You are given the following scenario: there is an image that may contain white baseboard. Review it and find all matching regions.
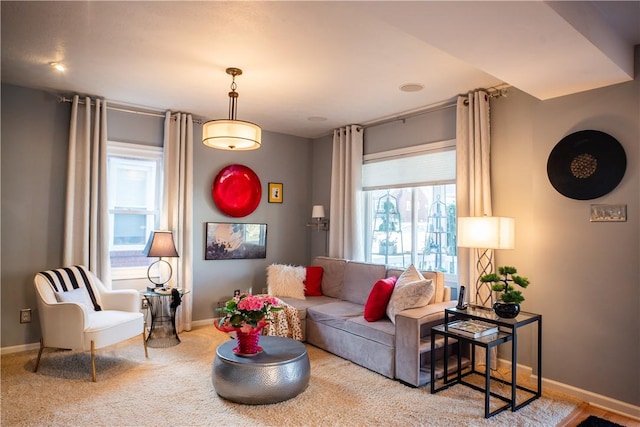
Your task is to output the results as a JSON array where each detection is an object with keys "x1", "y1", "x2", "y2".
[
  {"x1": 192, "y1": 318, "x2": 216, "y2": 328},
  {"x1": 3, "y1": 320, "x2": 217, "y2": 355},
  {"x1": 539, "y1": 376, "x2": 640, "y2": 421},
  {"x1": 1, "y1": 342, "x2": 40, "y2": 355},
  {"x1": 496, "y1": 357, "x2": 640, "y2": 421}
]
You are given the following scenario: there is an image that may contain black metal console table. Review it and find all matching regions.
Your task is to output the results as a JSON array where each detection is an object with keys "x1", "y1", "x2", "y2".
[{"x1": 430, "y1": 306, "x2": 542, "y2": 418}]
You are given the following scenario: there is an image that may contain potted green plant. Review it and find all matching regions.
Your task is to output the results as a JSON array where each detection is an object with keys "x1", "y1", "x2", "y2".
[{"x1": 479, "y1": 266, "x2": 530, "y2": 318}]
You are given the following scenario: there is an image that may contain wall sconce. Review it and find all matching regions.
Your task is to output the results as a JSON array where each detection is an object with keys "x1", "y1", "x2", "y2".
[
  {"x1": 306, "y1": 205, "x2": 329, "y2": 231},
  {"x1": 457, "y1": 216, "x2": 514, "y2": 307}
]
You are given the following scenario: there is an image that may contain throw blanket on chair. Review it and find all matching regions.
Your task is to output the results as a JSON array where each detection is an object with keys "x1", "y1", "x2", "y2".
[{"x1": 265, "y1": 298, "x2": 303, "y2": 341}]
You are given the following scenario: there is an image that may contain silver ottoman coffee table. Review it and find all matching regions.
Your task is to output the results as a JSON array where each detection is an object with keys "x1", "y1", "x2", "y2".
[{"x1": 212, "y1": 335, "x2": 310, "y2": 404}]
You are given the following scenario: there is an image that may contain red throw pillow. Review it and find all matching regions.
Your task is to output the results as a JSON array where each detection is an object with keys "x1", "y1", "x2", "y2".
[
  {"x1": 304, "y1": 266, "x2": 324, "y2": 296},
  {"x1": 364, "y1": 276, "x2": 398, "y2": 322}
]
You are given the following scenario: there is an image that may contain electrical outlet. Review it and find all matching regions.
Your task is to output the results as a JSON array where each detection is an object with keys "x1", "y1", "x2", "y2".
[
  {"x1": 20, "y1": 309, "x2": 31, "y2": 324},
  {"x1": 141, "y1": 298, "x2": 149, "y2": 310}
]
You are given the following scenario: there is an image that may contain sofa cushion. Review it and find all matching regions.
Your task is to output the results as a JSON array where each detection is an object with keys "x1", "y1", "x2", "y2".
[
  {"x1": 267, "y1": 264, "x2": 306, "y2": 300},
  {"x1": 278, "y1": 295, "x2": 338, "y2": 321},
  {"x1": 364, "y1": 276, "x2": 397, "y2": 322},
  {"x1": 307, "y1": 301, "x2": 363, "y2": 329},
  {"x1": 311, "y1": 257, "x2": 347, "y2": 299},
  {"x1": 342, "y1": 261, "x2": 387, "y2": 305},
  {"x1": 386, "y1": 265, "x2": 435, "y2": 324},
  {"x1": 345, "y1": 316, "x2": 396, "y2": 347},
  {"x1": 304, "y1": 266, "x2": 324, "y2": 296}
]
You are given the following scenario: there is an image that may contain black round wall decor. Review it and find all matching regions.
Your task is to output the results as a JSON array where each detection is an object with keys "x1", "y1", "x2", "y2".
[{"x1": 546, "y1": 130, "x2": 626, "y2": 200}]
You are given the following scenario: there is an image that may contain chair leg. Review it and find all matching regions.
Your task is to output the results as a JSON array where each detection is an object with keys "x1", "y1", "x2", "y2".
[
  {"x1": 33, "y1": 338, "x2": 45, "y2": 373},
  {"x1": 142, "y1": 332, "x2": 148, "y2": 358},
  {"x1": 91, "y1": 340, "x2": 96, "y2": 382}
]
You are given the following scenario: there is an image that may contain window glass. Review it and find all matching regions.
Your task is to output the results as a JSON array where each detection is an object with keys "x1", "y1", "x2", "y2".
[
  {"x1": 107, "y1": 142, "x2": 163, "y2": 278},
  {"x1": 363, "y1": 142, "x2": 458, "y2": 285}
]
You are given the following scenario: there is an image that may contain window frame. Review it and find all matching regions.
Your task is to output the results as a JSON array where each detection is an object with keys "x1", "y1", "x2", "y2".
[{"x1": 107, "y1": 141, "x2": 163, "y2": 281}]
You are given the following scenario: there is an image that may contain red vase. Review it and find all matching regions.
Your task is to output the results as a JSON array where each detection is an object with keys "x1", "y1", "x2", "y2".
[
  {"x1": 234, "y1": 330, "x2": 263, "y2": 356},
  {"x1": 214, "y1": 319, "x2": 268, "y2": 356}
]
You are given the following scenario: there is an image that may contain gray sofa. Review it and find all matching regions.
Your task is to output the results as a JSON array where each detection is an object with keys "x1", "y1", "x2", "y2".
[{"x1": 276, "y1": 256, "x2": 456, "y2": 387}]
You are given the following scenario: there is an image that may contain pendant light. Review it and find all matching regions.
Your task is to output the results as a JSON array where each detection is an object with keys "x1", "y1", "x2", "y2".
[{"x1": 202, "y1": 67, "x2": 262, "y2": 150}]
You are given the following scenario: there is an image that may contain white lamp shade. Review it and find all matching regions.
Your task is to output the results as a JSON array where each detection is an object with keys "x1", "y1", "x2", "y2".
[
  {"x1": 202, "y1": 119, "x2": 261, "y2": 150},
  {"x1": 311, "y1": 205, "x2": 325, "y2": 219},
  {"x1": 457, "y1": 216, "x2": 515, "y2": 250}
]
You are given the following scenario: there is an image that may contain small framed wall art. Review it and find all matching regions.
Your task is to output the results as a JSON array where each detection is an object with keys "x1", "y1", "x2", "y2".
[
  {"x1": 268, "y1": 182, "x2": 283, "y2": 203},
  {"x1": 590, "y1": 204, "x2": 627, "y2": 222}
]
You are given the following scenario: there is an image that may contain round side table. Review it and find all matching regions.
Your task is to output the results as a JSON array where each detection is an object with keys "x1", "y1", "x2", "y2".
[{"x1": 212, "y1": 336, "x2": 310, "y2": 404}]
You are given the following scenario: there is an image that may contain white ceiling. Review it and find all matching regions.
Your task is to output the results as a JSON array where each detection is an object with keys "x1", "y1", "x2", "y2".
[{"x1": 2, "y1": 1, "x2": 638, "y2": 139}]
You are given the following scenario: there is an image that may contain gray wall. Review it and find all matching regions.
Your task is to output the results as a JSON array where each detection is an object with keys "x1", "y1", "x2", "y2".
[
  {"x1": 363, "y1": 104, "x2": 456, "y2": 154},
  {"x1": 1, "y1": 85, "x2": 69, "y2": 347},
  {"x1": 491, "y1": 80, "x2": 639, "y2": 406},
  {"x1": 190, "y1": 124, "x2": 312, "y2": 320},
  {"x1": 309, "y1": 134, "x2": 332, "y2": 260},
  {"x1": 1, "y1": 83, "x2": 312, "y2": 347}
]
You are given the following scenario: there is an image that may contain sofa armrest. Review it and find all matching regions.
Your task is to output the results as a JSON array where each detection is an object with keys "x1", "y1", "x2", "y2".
[
  {"x1": 443, "y1": 286, "x2": 451, "y2": 302},
  {"x1": 394, "y1": 300, "x2": 457, "y2": 387}
]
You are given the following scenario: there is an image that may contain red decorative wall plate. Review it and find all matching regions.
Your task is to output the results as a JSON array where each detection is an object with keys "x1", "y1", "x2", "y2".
[{"x1": 212, "y1": 164, "x2": 262, "y2": 217}]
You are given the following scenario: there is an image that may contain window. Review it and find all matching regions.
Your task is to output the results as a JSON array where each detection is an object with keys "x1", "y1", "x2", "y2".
[
  {"x1": 107, "y1": 141, "x2": 163, "y2": 279},
  {"x1": 362, "y1": 140, "x2": 458, "y2": 285}
]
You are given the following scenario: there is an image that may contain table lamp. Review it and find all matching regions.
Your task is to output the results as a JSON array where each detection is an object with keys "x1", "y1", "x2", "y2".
[
  {"x1": 143, "y1": 230, "x2": 179, "y2": 291},
  {"x1": 457, "y1": 216, "x2": 514, "y2": 307}
]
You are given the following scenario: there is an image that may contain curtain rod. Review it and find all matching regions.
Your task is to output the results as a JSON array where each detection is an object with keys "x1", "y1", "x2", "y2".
[
  {"x1": 57, "y1": 96, "x2": 205, "y2": 124},
  {"x1": 59, "y1": 83, "x2": 509, "y2": 131},
  {"x1": 361, "y1": 84, "x2": 510, "y2": 130}
]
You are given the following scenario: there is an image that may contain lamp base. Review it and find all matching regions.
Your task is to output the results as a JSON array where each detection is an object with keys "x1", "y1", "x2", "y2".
[{"x1": 147, "y1": 259, "x2": 173, "y2": 290}]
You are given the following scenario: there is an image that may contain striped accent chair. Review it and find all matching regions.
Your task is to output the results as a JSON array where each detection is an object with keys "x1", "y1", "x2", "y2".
[{"x1": 33, "y1": 265, "x2": 147, "y2": 381}]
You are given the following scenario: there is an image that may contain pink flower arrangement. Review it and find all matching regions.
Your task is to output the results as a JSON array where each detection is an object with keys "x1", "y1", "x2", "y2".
[{"x1": 215, "y1": 293, "x2": 282, "y2": 333}]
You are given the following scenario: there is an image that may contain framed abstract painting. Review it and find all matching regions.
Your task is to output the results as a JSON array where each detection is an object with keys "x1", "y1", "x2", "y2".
[{"x1": 205, "y1": 223, "x2": 267, "y2": 260}]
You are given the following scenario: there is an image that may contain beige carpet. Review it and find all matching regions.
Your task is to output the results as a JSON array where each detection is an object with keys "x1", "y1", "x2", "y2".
[{"x1": 1, "y1": 326, "x2": 580, "y2": 426}]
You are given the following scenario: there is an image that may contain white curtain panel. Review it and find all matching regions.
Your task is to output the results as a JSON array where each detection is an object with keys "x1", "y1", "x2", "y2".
[
  {"x1": 162, "y1": 112, "x2": 194, "y2": 331},
  {"x1": 63, "y1": 95, "x2": 111, "y2": 285},
  {"x1": 329, "y1": 125, "x2": 364, "y2": 261},
  {"x1": 456, "y1": 90, "x2": 495, "y2": 369},
  {"x1": 456, "y1": 90, "x2": 493, "y2": 306}
]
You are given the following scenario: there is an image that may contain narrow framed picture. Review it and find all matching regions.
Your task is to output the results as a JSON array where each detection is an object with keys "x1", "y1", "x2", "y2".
[
  {"x1": 590, "y1": 204, "x2": 627, "y2": 222},
  {"x1": 268, "y1": 182, "x2": 283, "y2": 203}
]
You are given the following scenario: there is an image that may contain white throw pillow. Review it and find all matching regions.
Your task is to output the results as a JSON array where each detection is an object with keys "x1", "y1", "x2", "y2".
[
  {"x1": 385, "y1": 264, "x2": 434, "y2": 324},
  {"x1": 55, "y1": 287, "x2": 95, "y2": 312},
  {"x1": 266, "y1": 264, "x2": 306, "y2": 300}
]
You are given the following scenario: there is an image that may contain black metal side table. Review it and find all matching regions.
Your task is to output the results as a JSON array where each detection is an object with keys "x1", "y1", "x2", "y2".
[
  {"x1": 140, "y1": 288, "x2": 190, "y2": 348},
  {"x1": 430, "y1": 306, "x2": 542, "y2": 418}
]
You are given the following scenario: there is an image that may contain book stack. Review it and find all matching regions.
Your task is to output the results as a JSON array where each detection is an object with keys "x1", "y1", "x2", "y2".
[{"x1": 446, "y1": 320, "x2": 499, "y2": 338}]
